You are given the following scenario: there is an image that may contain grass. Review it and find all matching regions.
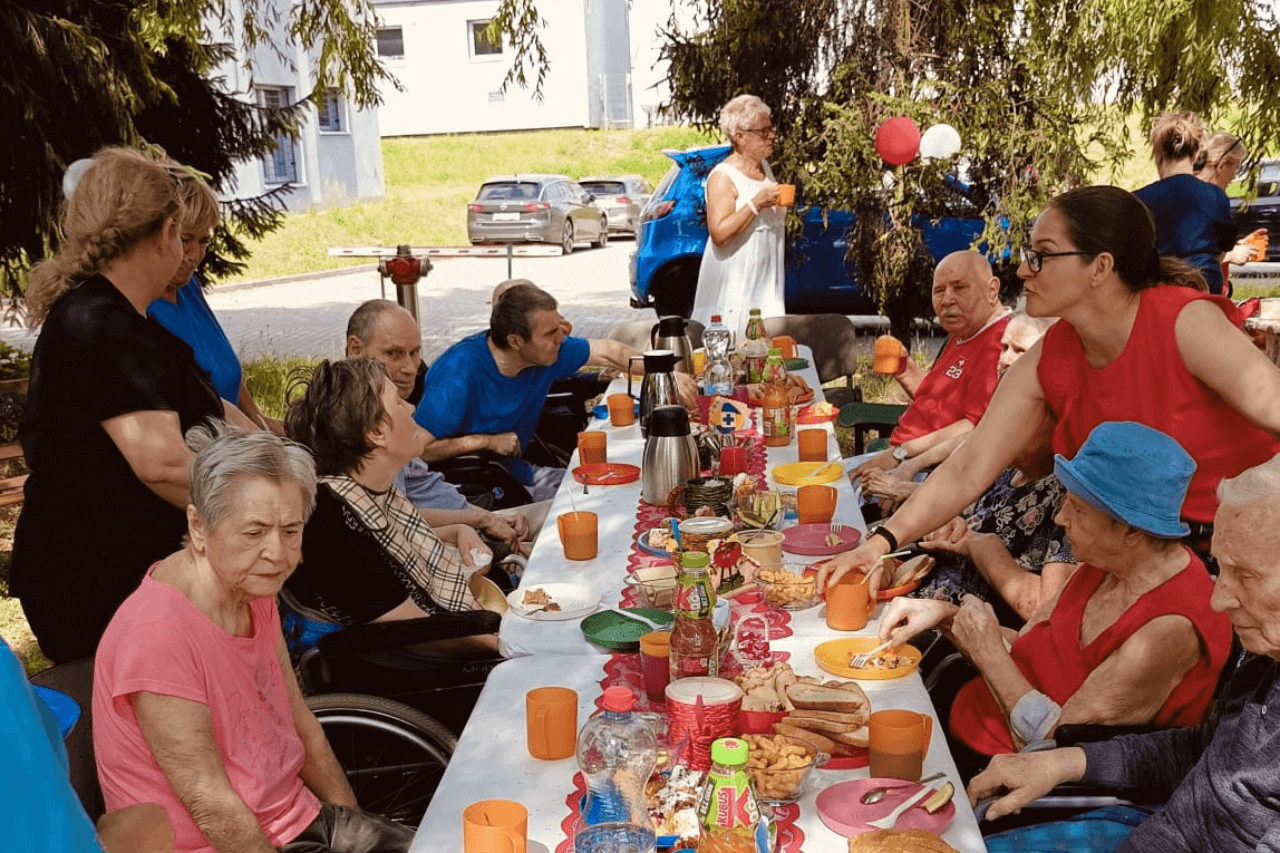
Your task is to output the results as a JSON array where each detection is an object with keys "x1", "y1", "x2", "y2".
[
  {"x1": 243, "y1": 355, "x2": 326, "y2": 419},
  {"x1": 227, "y1": 126, "x2": 714, "y2": 282}
]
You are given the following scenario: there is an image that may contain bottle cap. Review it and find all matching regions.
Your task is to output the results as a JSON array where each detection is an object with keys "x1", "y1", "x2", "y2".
[
  {"x1": 680, "y1": 550, "x2": 710, "y2": 569},
  {"x1": 601, "y1": 686, "x2": 635, "y2": 712},
  {"x1": 749, "y1": 308, "x2": 761, "y2": 315},
  {"x1": 711, "y1": 314, "x2": 722, "y2": 322},
  {"x1": 710, "y1": 737, "x2": 748, "y2": 766}
]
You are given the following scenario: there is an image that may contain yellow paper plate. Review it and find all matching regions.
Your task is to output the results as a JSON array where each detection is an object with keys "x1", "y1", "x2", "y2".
[
  {"x1": 772, "y1": 461, "x2": 844, "y2": 486},
  {"x1": 814, "y1": 638, "x2": 922, "y2": 680},
  {"x1": 469, "y1": 574, "x2": 509, "y2": 615}
]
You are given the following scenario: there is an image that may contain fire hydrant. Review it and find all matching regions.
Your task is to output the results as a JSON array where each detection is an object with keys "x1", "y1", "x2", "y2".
[{"x1": 377, "y1": 245, "x2": 432, "y2": 327}]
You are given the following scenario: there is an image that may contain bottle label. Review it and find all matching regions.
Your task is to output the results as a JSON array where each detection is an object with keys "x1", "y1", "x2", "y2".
[{"x1": 697, "y1": 769, "x2": 760, "y2": 831}]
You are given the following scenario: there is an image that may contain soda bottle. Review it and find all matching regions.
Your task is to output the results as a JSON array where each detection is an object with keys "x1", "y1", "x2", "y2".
[
  {"x1": 761, "y1": 349, "x2": 792, "y2": 448},
  {"x1": 577, "y1": 686, "x2": 658, "y2": 829},
  {"x1": 696, "y1": 738, "x2": 771, "y2": 853},
  {"x1": 669, "y1": 551, "x2": 720, "y2": 680},
  {"x1": 743, "y1": 309, "x2": 768, "y2": 383},
  {"x1": 702, "y1": 315, "x2": 735, "y2": 397}
]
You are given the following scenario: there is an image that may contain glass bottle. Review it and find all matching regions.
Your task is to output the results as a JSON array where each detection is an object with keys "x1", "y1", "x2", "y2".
[
  {"x1": 696, "y1": 738, "x2": 770, "y2": 853},
  {"x1": 761, "y1": 348, "x2": 792, "y2": 447},
  {"x1": 743, "y1": 309, "x2": 768, "y2": 384},
  {"x1": 669, "y1": 551, "x2": 720, "y2": 681}
]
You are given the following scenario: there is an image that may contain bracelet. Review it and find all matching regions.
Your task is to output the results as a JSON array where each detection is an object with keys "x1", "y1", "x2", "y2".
[
  {"x1": 746, "y1": 200, "x2": 760, "y2": 216},
  {"x1": 869, "y1": 525, "x2": 899, "y2": 553}
]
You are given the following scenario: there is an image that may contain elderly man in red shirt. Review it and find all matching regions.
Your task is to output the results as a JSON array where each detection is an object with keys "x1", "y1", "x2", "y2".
[{"x1": 850, "y1": 250, "x2": 1011, "y2": 503}]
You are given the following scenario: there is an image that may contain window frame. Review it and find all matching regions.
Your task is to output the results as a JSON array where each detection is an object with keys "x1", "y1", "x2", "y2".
[
  {"x1": 257, "y1": 85, "x2": 301, "y2": 186},
  {"x1": 315, "y1": 88, "x2": 347, "y2": 135},
  {"x1": 376, "y1": 26, "x2": 405, "y2": 61},
  {"x1": 468, "y1": 19, "x2": 504, "y2": 61}
]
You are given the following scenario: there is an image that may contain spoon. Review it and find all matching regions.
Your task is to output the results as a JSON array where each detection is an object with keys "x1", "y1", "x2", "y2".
[
  {"x1": 860, "y1": 771, "x2": 946, "y2": 805},
  {"x1": 599, "y1": 604, "x2": 667, "y2": 631},
  {"x1": 580, "y1": 472, "x2": 590, "y2": 495}
]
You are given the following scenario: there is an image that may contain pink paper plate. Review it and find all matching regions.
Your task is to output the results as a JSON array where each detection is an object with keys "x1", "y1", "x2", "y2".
[
  {"x1": 782, "y1": 523, "x2": 862, "y2": 556},
  {"x1": 815, "y1": 778, "x2": 956, "y2": 837}
]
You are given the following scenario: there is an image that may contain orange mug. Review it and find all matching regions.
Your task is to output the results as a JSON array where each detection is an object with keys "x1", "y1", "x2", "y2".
[
  {"x1": 873, "y1": 335, "x2": 904, "y2": 375},
  {"x1": 578, "y1": 431, "x2": 607, "y2": 465},
  {"x1": 868, "y1": 709, "x2": 933, "y2": 782},
  {"x1": 557, "y1": 511, "x2": 598, "y2": 560},
  {"x1": 777, "y1": 183, "x2": 796, "y2": 207},
  {"x1": 825, "y1": 574, "x2": 870, "y2": 631},
  {"x1": 526, "y1": 686, "x2": 578, "y2": 760},
  {"x1": 797, "y1": 428, "x2": 827, "y2": 463},
  {"x1": 463, "y1": 799, "x2": 527, "y2": 853},
  {"x1": 797, "y1": 484, "x2": 837, "y2": 524},
  {"x1": 770, "y1": 335, "x2": 797, "y2": 359},
  {"x1": 607, "y1": 393, "x2": 635, "y2": 427}
]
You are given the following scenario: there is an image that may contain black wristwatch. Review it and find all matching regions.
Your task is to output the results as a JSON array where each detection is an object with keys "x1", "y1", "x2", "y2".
[{"x1": 869, "y1": 525, "x2": 899, "y2": 553}]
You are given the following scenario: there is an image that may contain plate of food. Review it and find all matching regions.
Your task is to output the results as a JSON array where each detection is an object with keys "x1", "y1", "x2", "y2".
[
  {"x1": 771, "y1": 461, "x2": 844, "y2": 486},
  {"x1": 638, "y1": 525, "x2": 680, "y2": 558},
  {"x1": 506, "y1": 583, "x2": 600, "y2": 621},
  {"x1": 817, "y1": 782, "x2": 957, "y2": 839},
  {"x1": 814, "y1": 638, "x2": 923, "y2": 680},
  {"x1": 746, "y1": 376, "x2": 816, "y2": 407},
  {"x1": 783, "y1": 523, "x2": 862, "y2": 556},
  {"x1": 572, "y1": 463, "x2": 641, "y2": 486},
  {"x1": 796, "y1": 401, "x2": 839, "y2": 424},
  {"x1": 646, "y1": 766, "x2": 704, "y2": 851},
  {"x1": 876, "y1": 555, "x2": 935, "y2": 600}
]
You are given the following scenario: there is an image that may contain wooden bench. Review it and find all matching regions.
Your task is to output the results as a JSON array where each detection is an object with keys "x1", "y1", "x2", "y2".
[{"x1": 0, "y1": 377, "x2": 27, "y2": 507}]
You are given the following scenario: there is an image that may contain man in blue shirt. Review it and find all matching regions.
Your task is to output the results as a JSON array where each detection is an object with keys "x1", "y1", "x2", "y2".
[{"x1": 415, "y1": 281, "x2": 688, "y2": 502}]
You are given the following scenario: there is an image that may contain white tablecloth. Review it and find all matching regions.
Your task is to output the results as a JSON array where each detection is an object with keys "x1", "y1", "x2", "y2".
[{"x1": 500, "y1": 349, "x2": 867, "y2": 658}]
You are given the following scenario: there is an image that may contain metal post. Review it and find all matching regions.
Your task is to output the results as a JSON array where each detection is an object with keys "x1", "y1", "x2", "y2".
[
  {"x1": 397, "y1": 282, "x2": 420, "y2": 326},
  {"x1": 507, "y1": 243, "x2": 514, "y2": 279}
]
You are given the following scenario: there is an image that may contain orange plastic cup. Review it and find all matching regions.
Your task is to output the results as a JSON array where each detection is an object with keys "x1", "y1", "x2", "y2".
[
  {"x1": 770, "y1": 335, "x2": 797, "y2": 359},
  {"x1": 607, "y1": 393, "x2": 635, "y2": 427},
  {"x1": 873, "y1": 335, "x2": 904, "y2": 375},
  {"x1": 777, "y1": 183, "x2": 796, "y2": 207},
  {"x1": 868, "y1": 709, "x2": 933, "y2": 782},
  {"x1": 557, "y1": 511, "x2": 598, "y2": 560},
  {"x1": 526, "y1": 687, "x2": 577, "y2": 760},
  {"x1": 463, "y1": 799, "x2": 528, "y2": 853},
  {"x1": 797, "y1": 484, "x2": 837, "y2": 524},
  {"x1": 797, "y1": 428, "x2": 827, "y2": 463},
  {"x1": 577, "y1": 431, "x2": 607, "y2": 465},
  {"x1": 825, "y1": 574, "x2": 870, "y2": 631}
]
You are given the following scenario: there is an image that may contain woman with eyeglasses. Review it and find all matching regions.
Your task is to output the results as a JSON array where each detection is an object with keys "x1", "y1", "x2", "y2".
[
  {"x1": 818, "y1": 184, "x2": 1280, "y2": 595},
  {"x1": 1132, "y1": 111, "x2": 1237, "y2": 295},
  {"x1": 691, "y1": 93, "x2": 785, "y2": 334}
]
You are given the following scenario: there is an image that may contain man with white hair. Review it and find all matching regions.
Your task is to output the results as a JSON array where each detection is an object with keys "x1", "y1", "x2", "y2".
[{"x1": 966, "y1": 456, "x2": 1280, "y2": 853}]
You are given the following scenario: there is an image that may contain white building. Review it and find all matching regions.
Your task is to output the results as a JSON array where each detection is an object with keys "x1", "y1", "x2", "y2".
[
  {"x1": 217, "y1": 5, "x2": 386, "y2": 212},
  {"x1": 372, "y1": 0, "x2": 634, "y2": 136}
]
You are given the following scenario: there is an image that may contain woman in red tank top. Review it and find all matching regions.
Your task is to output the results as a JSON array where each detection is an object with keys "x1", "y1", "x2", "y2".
[{"x1": 819, "y1": 184, "x2": 1280, "y2": 594}]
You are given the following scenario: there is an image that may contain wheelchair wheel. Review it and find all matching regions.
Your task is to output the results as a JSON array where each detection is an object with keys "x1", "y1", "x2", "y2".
[{"x1": 307, "y1": 693, "x2": 456, "y2": 826}]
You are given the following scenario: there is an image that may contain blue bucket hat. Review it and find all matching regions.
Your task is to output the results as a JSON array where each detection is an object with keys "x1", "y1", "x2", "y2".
[{"x1": 1053, "y1": 421, "x2": 1195, "y2": 539}]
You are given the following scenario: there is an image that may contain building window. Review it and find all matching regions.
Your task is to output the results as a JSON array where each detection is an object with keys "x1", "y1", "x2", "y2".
[
  {"x1": 377, "y1": 27, "x2": 404, "y2": 59},
  {"x1": 258, "y1": 86, "x2": 299, "y2": 184},
  {"x1": 469, "y1": 20, "x2": 503, "y2": 58},
  {"x1": 316, "y1": 88, "x2": 345, "y2": 133}
]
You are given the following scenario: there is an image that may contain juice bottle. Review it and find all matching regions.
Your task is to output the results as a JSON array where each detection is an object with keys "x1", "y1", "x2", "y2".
[
  {"x1": 744, "y1": 309, "x2": 768, "y2": 383},
  {"x1": 696, "y1": 738, "x2": 770, "y2": 853},
  {"x1": 669, "y1": 551, "x2": 720, "y2": 680},
  {"x1": 761, "y1": 349, "x2": 792, "y2": 448}
]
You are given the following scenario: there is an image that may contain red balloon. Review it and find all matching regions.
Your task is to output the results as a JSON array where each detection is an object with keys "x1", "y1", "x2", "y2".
[{"x1": 875, "y1": 116, "x2": 921, "y2": 166}]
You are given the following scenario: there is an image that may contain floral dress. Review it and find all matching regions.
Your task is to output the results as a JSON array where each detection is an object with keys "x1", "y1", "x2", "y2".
[{"x1": 913, "y1": 467, "x2": 1074, "y2": 627}]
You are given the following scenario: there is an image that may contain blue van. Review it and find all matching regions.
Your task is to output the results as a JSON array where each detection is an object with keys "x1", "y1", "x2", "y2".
[{"x1": 629, "y1": 144, "x2": 997, "y2": 317}]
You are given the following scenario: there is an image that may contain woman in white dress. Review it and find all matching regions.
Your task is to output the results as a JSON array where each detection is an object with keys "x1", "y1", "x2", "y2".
[{"x1": 692, "y1": 94, "x2": 786, "y2": 334}]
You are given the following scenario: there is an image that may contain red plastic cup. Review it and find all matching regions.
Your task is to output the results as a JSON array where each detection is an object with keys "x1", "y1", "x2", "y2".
[
  {"x1": 639, "y1": 631, "x2": 672, "y2": 704},
  {"x1": 720, "y1": 446, "x2": 747, "y2": 476}
]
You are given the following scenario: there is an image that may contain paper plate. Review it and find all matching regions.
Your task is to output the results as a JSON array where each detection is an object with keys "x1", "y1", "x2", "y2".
[
  {"x1": 816, "y1": 778, "x2": 955, "y2": 837},
  {"x1": 783, "y1": 523, "x2": 862, "y2": 556},
  {"x1": 572, "y1": 463, "x2": 641, "y2": 486},
  {"x1": 637, "y1": 527, "x2": 679, "y2": 558},
  {"x1": 580, "y1": 607, "x2": 675, "y2": 651},
  {"x1": 469, "y1": 575, "x2": 509, "y2": 615},
  {"x1": 772, "y1": 461, "x2": 844, "y2": 486},
  {"x1": 823, "y1": 750, "x2": 870, "y2": 770},
  {"x1": 814, "y1": 638, "x2": 923, "y2": 680},
  {"x1": 506, "y1": 583, "x2": 600, "y2": 621},
  {"x1": 877, "y1": 579, "x2": 923, "y2": 601}
]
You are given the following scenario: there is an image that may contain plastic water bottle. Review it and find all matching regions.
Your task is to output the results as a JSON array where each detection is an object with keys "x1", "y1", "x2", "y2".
[
  {"x1": 577, "y1": 687, "x2": 658, "y2": 829},
  {"x1": 702, "y1": 315, "x2": 735, "y2": 397}
]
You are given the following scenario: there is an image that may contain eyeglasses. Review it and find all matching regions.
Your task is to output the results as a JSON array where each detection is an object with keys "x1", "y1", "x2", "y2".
[
  {"x1": 1020, "y1": 247, "x2": 1092, "y2": 273},
  {"x1": 742, "y1": 125, "x2": 776, "y2": 139}
]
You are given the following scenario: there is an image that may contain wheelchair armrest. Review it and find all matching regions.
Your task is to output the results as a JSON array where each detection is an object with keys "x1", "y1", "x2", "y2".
[
  {"x1": 315, "y1": 611, "x2": 501, "y2": 658},
  {"x1": 1053, "y1": 723, "x2": 1162, "y2": 746},
  {"x1": 973, "y1": 787, "x2": 1140, "y2": 824}
]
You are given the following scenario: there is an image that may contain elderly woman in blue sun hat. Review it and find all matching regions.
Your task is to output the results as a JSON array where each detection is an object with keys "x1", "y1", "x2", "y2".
[{"x1": 877, "y1": 421, "x2": 1234, "y2": 780}]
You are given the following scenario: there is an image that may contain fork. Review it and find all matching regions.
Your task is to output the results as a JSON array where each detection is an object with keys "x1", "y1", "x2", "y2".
[
  {"x1": 579, "y1": 472, "x2": 590, "y2": 495},
  {"x1": 867, "y1": 783, "x2": 938, "y2": 830},
  {"x1": 850, "y1": 639, "x2": 895, "y2": 670}
]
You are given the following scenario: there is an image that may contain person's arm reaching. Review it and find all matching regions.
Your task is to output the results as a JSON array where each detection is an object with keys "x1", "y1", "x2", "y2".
[
  {"x1": 1177, "y1": 299, "x2": 1280, "y2": 436},
  {"x1": 420, "y1": 430, "x2": 521, "y2": 462},
  {"x1": 276, "y1": 637, "x2": 358, "y2": 807},
  {"x1": 704, "y1": 170, "x2": 779, "y2": 247},
  {"x1": 236, "y1": 382, "x2": 283, "y2": 435},
  {"x1": 101, "y1": 411, "x2": 193, "y2": 509}
]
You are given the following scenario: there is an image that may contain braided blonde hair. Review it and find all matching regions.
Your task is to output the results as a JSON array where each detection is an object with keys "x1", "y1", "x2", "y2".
[{"x1": 27, "y1": 147, "x2": 184, "y2": 328}]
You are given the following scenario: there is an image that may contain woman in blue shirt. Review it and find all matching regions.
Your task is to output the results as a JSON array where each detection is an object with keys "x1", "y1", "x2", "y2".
[{"x1": 147, "y1": 173, "x2": 281, "y2": 432}]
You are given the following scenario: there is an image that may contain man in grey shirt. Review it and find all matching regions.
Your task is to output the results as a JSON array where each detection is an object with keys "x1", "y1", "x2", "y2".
[{"x1": 967, "y1": 456, "x2": 1280, "y2": 852}]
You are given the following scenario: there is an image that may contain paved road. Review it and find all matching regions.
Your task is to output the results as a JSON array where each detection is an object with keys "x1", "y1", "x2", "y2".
[{"x1": 0, "y1": 240, "x2": 654, "y2": 363}]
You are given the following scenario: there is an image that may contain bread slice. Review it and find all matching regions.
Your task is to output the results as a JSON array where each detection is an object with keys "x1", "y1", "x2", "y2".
[
  {"x1": 773, "y1": 722, "x2": 861, "y2": 756},
  {"x1": 786, "y1": 681, "x2": 870, "y2": 714},
  {"x1": 848, "y1": 828, "x2": 959, "y2": 852}
]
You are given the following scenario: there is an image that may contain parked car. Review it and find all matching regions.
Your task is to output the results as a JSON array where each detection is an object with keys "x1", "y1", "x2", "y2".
[
  {"x1": 577, "y1": 175, "x2": 653, "y2": 235},
  {"x1": 467, "y1": 174, "x2": 608, "y2": 254},
  {"x1": 1232, "y1": 159, "x2": 1280, "y2": 262},
  {"x1": 629, "y1": 144, "x2": 1000, "y2": 317}
]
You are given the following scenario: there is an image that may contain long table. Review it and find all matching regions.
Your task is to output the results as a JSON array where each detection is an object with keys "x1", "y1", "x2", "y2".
[{"x1": 414, "y1": 352, "x2": 989, "y2": 852}]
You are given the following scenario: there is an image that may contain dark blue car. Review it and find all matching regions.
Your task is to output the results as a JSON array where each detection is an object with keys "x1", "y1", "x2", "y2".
[{"x1": 629, "y1": 144, "x2": 997, "y2": 317}]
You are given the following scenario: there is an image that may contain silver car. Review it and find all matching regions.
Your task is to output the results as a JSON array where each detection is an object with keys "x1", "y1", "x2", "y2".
[
  {"x1": 466, "y1": 174, "x2": 608, "y2": 254},
  {"x1": 578, "y1": 174, "x2": 653, "y2": 235}
]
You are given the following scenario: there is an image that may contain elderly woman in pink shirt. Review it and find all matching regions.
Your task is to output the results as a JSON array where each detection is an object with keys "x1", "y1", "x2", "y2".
[{"x1": 92, "y1": 426, "x2": 412, "y2": 853}]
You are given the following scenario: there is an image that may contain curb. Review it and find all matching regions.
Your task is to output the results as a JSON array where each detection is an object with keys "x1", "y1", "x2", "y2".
[{"x1": 213, "y1": 264, "x2": 378, "y2": 293}]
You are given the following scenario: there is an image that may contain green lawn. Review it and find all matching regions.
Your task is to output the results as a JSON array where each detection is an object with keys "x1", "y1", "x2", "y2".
[{"x1": 228, "y1": 126, "x2": 714, "y2": 282}]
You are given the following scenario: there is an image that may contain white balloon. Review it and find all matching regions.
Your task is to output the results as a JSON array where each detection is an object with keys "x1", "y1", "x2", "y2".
[
  {"x1": 62, "y1": 158, "x2": 94, "y2": 201},
  {"x1": 919, "y1": 124, "x2": 962, "y2": 160}
]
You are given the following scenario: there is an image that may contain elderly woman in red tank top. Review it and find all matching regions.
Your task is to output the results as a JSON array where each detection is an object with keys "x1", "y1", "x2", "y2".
[{"x1": 819, "y1": 184, "x2": 1280, "y2": 594}]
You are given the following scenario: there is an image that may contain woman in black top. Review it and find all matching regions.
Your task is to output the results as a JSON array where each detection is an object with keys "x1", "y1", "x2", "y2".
[{"x1": 13, "y1": 148, "x2": 236, "y2": 663}]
